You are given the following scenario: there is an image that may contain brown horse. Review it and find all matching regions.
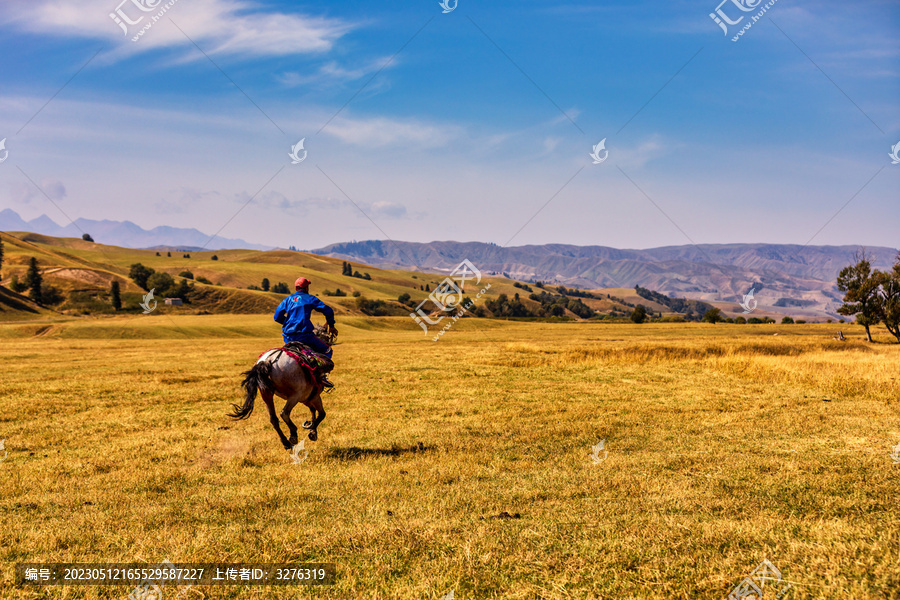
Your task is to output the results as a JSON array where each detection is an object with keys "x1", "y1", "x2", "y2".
[{"x1": 228, "y1": 349, "x2": 326, "y2": 450}]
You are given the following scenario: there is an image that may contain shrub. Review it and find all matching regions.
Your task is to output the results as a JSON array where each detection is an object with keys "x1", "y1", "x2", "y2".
[
  {"x1": 196, "y1": 276, "x2": 212, "y2": 284},
  {"x1": 179, "y1": 270, "x2": 194, "y2": 279},
  {"x1": 10, "y1": 274, "x2": 27, "y2": 293},
  {"x1": 356, "y1": 296, "x2": 390, "y2": 316},
  {"x1": 702, "y1": 308, "x2": 725, "y2": 324},
  {"x1": 40, "y1": 284, "x2": 64, "y2": 305},
  {"x1": 630, "y1": 305, "x2": 647, "y2": 324}
]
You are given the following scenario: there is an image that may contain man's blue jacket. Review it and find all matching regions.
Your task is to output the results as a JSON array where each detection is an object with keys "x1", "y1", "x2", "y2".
[{"x1": 274, "y1": 291, "x2": 335, "y2": 336}]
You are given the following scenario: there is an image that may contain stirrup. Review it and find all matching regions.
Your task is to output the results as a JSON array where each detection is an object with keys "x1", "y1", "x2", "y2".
[{"x1": 320, "y1": 375, "x2": 334, "y2": 390}]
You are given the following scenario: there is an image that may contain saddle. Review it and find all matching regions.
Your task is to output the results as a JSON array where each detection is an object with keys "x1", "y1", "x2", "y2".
[{"x1": 282, "y1": 341, "x2": 335, "y2": 391}]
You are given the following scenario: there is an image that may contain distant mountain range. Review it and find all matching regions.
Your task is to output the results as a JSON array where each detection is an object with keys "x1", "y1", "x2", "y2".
[
  {"x1": 313, "y1": 240, "x2": 900, "y2": 319},
  {"x1": 0, "y1": 209, "x2": 272, "y2": 251}
]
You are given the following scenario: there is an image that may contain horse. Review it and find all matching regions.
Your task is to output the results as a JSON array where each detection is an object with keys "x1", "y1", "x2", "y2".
[{"x1": 228, "y1": 349, "x2": 326, "y2": 450}]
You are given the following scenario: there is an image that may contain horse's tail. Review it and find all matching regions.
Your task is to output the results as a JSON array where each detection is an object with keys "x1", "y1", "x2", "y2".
[{"x1": 229, "y1": 359, "x2": 274, "y2": 420}]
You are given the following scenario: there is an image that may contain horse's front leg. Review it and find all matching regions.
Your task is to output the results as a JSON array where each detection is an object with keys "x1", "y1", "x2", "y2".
[
  {"x1": 263, "y1": 391, "x2": 291, "y2": 450},
  {"x1": 306, "y1": 393, "x2": 326, "y2": 442},
  {"x1": 280, "y1": 396, "x2": 301, "y2": 447},
  {"x1": 302, "y1": 404, "x2": 316, "y2": 430}
]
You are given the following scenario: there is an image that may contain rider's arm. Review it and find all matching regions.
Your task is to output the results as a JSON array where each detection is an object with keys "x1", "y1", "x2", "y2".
[
  {"x1": 274, "y1": 299, "x2": 287, "y2": 324},
  {"x1": 313, "y1": 298, "x2": 336, "y2": 326}
]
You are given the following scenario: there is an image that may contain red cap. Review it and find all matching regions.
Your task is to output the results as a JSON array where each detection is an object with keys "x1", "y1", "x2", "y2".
[{"x1": 294, "y1": 277, "x2": 310, "y2": 290}]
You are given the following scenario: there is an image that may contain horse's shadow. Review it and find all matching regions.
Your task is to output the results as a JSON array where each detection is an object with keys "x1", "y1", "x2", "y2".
[{"x1": 327, "y1": 441, "x2": 430, "y2": 461}]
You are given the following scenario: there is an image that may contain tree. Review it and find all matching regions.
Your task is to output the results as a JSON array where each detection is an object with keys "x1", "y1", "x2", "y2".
[
  {"x1": 702, "y1": 307, "x2": 725, "y2": 324},
  {"x1": 211, "y1": 255, "x2": 218, "y2": 261},
  {"x1": 129, "y1": 263, "x2": 155, "y2": 291},
  {"x1": 272, "y1": 282, "x2": 289, "y2": 294},
  {"x1": 261, "y1": 278, "x2": 270, "y2": 292},
  {"x1": 146, "y1": 272, "x2": 175, "y2": 297},
  {"x1": 837, "y1": 252, "x2": 881, "y2": 342},
  {"x1": 40, "y1": 284, "x2": 63, "y2": 305},
  {"x1": 179, "y1": 270, "x2": 194, "y2": 279},
  {"x1": 877, "y1": 254, "x2": 900, "y2": 343},
  {"x1": 167, "y1": 252, "x2": 171, "y2": 257},
  {"x1": 734, "y1": 316, "x2": 747, "y2": 324},
  {"x1": 398, "y1": 293, "x2": 411, "y2": 305},
  {"x1": 25, "y1": 257, "x2": 43, "y2": 303},
  {"x1": 781, "y1": 316, "x2": 794, "y2": 324},
  {"x1": 111, "y1": 281, "x2": 122, "y2": 311},
  {"x1": 630, "y1": 304, "x2": 648, "y2": 324},
  {"x1": 342, "y1": 261, "x2": 352, "y2": 276},
  {"x1": 10, "y1": 275, "x2": 26, "y2": 293},
  {"x1": 171, "y1": 279, "x2": 192, "y2": 302},
  {"x1": 82, "y1": 233, "x2": 94, "y2": 242}
]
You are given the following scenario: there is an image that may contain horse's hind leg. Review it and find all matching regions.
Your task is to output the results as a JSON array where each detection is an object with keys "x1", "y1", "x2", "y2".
[
  {"x1": 263, "y1": 391, "x2": 291, "y2": 450},
  {"x1": 280, "y1": 395, "x2": 301, "y2": 447}
]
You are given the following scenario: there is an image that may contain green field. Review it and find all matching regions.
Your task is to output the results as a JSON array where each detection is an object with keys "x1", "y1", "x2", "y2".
[{"x1": 1, "y1": 316, "x2": 898, "y2": 599}]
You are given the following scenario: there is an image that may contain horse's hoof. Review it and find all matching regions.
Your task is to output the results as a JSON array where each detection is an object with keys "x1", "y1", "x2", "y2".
[
  {"x1": 283, "y1": 445, "x2": 292, "y2": 451},
  {"x1": 302, "y1": 421, "x2": 312, "y2": 429},
  {"x1": 289, "y1": 437, "x2": 298, "y2": 447},
  {"x1": 308, "y1": 431, "x2": 318, "y2": 442}
]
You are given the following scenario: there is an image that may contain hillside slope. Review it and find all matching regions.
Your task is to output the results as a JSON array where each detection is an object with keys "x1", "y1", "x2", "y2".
[{"x1": 313, "y1": 240, "x2": 898, "y2": 318}]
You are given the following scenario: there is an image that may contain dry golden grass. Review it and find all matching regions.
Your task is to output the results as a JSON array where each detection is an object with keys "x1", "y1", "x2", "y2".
[{"x1": 0, "y1": 317, "x2": 898, "y2": 599}]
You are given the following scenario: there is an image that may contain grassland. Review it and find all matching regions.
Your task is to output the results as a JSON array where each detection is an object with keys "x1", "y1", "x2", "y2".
[{"x1": 1, "y1": 316, "x2": 898, "y2": 599}]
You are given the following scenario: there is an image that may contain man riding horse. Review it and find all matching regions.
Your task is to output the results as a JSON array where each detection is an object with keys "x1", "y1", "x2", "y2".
[
  {"x1": 228, "y1": 276, "x2": 338, "y2": 449},
  {"x1": 274, "y1": 277, "x2": 338, "y2": 357}
]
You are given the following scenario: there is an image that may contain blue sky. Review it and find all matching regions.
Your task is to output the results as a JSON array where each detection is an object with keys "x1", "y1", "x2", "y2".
[{"x1": 0, "y1": 0, "x2": 897, "y2": 250}]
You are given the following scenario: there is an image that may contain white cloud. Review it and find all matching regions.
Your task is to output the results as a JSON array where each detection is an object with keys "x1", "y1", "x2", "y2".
[
  {"x1": 612, "y1": 135, "x2": 670, "y2": 170},
  {"x1": 0, "y1": 0, "x2": 353, "y2": 60},
  {"x1": 368, "y1": 201, "x2": 407, "y2": 219},
  {"x1": 6, "y1": 177, "x2": 66, "y2": 204},
  {"x1": 322, "y1": 115, "x2": 463, "y2": 148},
  {"x1": 278, "y1": 55, "x2": 398, "y2": 87}
]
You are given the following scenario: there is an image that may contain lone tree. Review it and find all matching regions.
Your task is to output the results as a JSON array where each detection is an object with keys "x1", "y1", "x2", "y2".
[
  {"x1": 25, "y1": 257, "x2": 43, "y2": 303},
  {"x1": 837, "y1": 252, "x2": 881, "y2": 342},
  {"x1": 702, "y1": 307, "x2": 725, "y2": 324},
  {"x1": 82, "y1": 233, "x2": 94, "y2": 242},
  {"x1": 129, "y1": 263, "x2": 154, "y2": 291},
  {"x1": 630, "y1": 304, "x2": 648, "y2": 324},
  {"x1": 877, "y1": 253, "x2": 900, "y2": 343},
  {"x1": 110, "y1": 280, "x2": 122, "y2": 311},
  {"x1": 261, "y1": 278, "x2": 270, "y2": 292}
]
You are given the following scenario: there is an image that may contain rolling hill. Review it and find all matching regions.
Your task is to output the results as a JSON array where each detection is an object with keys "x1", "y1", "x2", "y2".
[
  {"x1": 313, "y1": 240, "x2": 899, "y2": 319},
  {"x1": 1, "y1": 232, "x2": 851, "y2": 324}
]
